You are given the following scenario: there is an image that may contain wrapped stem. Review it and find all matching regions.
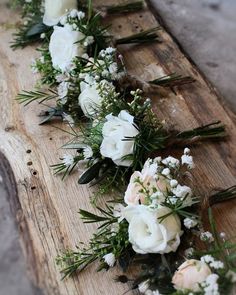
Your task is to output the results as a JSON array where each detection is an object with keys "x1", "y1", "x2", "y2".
[
  {"x1": 176, "y1": 121, "x2": 226, "y2": 141},
  {"x1": 149, "y1": 73, "x2": 195, "y2": 87},
  {"x1": 209, "y1": 186, "x2": 236, "y2": 206},
  {"x1": 104, "y1": 1, "x2": 144, "y2": 14},
  {"x1": 115, "y1": 27, "x2": 161, "y2": 45}
]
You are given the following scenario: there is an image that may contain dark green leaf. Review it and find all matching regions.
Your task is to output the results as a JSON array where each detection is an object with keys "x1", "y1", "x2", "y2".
[
  {"x1": 78, "y1": 161, "x2": 104, "y2": 184},
  {"x1": 26, "y1": 22, "x2": 47, "y2": 37}
]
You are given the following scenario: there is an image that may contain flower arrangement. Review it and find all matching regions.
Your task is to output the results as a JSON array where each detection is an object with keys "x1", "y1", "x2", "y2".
[
  {"x1": 13, "y1": 2, "x2": 218, "y2": 200},
  {"x1": 56, "y1": 151, "x2": 236, "y2": 294},
  {"x1": 11, "y1": 0, "x2": 146, "y2": 48},
  {"x1": 15, "y1": 0, "x2": 195, "y2": 125},
  {"x1": 52, "y1": 88, "x2": 225, "y2": 202},
  {"x1": 15, "y1": 5, "x2": 164, "y2": 122},
  {"x1": 9, "y1": 1, "x2": 236, "y2": 294}
]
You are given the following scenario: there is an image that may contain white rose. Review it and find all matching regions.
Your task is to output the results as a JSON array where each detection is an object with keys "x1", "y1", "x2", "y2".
[
  {"x1": 100, "y1": 111, "x2": 139, "y2": 167},
  {"x1": 49, "y1": 24, "x2": 85, "y2": 72},
  {"x1": 123, "y1": 205, "x2": 182, "y2": 254},
  {"x1": 172, "y1": 259, "x2": 212, "y2": 292},
  {"x1": 78, "y1": 77, "x2": 102, "y2": 117},
  {"x1": 43, "y1": 0, "x2": 77, "y2": 26},
  {"x1": 58, "y1": 81, "x2": 70, "y2": 104}
]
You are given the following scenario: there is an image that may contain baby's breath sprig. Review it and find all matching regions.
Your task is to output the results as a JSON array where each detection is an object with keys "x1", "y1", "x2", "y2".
[{"x1": 51, "y1": 154, "x2": 84, "y2": 180}]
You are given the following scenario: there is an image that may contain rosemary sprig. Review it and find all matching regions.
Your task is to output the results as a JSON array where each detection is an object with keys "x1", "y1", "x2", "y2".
[
  {"x1": 16, "y1": 89, "x2": 58, "y2": 106},
  {"x1": 57, "y1": 206, "x2": 130, "y2": 278},
  {"x1": 159, "y1": 195, "x2": 200, "y2": 223}
]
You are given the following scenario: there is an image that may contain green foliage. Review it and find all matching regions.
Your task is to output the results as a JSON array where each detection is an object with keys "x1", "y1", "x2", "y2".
[
  {"x1": 11, "y1": 0, "x2": 42, "y2": 17},
  {"x1": 53, "y1": 89, "x2": 227, "y2": 193},
  {"x1": 16, "y1": 89, "x2": 57, "y2": 105},
  {"x1": 34, "y1": 45, "x2": 59, "y2": 85},
  {"x1": 52, "y1": 155, "x2": 83, "y2": 180},
  {"x1": 56, "y1": 206, "x2": 130, "y2": 278},
  {"x1": 159, "y1": 195, "x2": 200, "y2": 223},
  {"x1": 105, "y1": 1, "x2": 144, "y2": 14},
  {"x1": 132, "y1": 109, "x2": 167, "y2": 170},
  {"x1": 10, "y1": 0, "x2": 50, "y2": 49}
]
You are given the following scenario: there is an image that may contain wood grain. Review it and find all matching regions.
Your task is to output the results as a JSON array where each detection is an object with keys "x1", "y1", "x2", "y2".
[{"x1": 0, "y1": 1, "x2": 235, "y2": 294}]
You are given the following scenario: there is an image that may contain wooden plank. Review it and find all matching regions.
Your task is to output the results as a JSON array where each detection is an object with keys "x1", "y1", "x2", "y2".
[{"x1": 0, "y1": 1, "x2": 235, "y2": 294}]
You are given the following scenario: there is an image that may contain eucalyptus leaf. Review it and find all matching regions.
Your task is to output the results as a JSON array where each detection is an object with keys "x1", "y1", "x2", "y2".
[
  {"x1": 26, "y1": 22, "x2": 47, "y2": 37},
  {"x1": 39, "y1": 109, "x2": 61, "y2": 125},
  {"x1": 78, "y1": 161, "x2": 105, "y2": 184},
  {"x1": 62, "y1": 143, "x2": 87, "y2": 150},
  {"x1": 118, "y1": 251, "x2": 132, "y2": 272}
]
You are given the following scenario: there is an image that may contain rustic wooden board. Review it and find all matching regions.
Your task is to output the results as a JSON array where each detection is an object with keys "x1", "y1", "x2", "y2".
[{"x1": 0, "y1": 0, "x2": 236, "y2": 294}]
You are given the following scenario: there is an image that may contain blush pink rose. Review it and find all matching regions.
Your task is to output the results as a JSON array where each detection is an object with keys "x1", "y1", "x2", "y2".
[
  {"x1": 172, "y1": 259, "x2": 212, "y2": 292},
  {"x1": 124, "y1": 162, "x2": 170, "y2": 205}
]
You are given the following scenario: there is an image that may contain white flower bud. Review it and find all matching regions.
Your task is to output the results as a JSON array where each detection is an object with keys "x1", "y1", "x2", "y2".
[{"x1": 103, "y1": 253, "x2": 116, "y2": 267}]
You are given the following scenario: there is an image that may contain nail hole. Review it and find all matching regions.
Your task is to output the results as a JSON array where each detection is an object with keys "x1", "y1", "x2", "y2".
[
  {"x1": 118, "y1": 25, "x2": 122, "y2": 29},
  {"x1": 135, "y1": 26, "x2": 139, "y2": 29},
  {"x1": 33, "y1": 171, "x2": 37, "y2": 176},
  {"x1": 49, "y1": 137, "x2": 53, "y2": 140},
  {"x1": 26, "y1": 150, "x2": 31, "y2": 154},
  {"x1": 27, "y1": 161, "x2": 33, "y2": 166},
  {"x1": 139, "y1": 15, "x2": 143, "y2": 18},
  {"x1": 31, "y1": 186, "x2": 36, "y2": 190}
]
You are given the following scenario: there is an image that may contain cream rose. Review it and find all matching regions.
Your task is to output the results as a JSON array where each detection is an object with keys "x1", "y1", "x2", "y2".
[
  {"x1": 125, "y1": 160, "x2": 170, "y2": 205},
  {"x1": 43, "y1": 0, "x2": 77, "y2": 26},
  {"x1": 78, "y1": 76, "x2": 109, "y2": 117},
  {"x1": 123, "y1": 205, "x2": 182, "y2": 254},
  {"x1": 79, "y1": 84, "x2": 102, "y2": 116},
  {"x1": 49, "y1": 24, "x2": 85, "y2": 72},
  {"x1": 100, "y1": 111, "x2": 139, "y2": 167},
  {"x1": 172, "y1": 259, "x2": 212, "y2": 292}
]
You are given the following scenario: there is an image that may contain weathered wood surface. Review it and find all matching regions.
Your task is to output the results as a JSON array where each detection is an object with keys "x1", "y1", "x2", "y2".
[{"x1": 0, "y1": 0, "x2": 236, "y2": 294}]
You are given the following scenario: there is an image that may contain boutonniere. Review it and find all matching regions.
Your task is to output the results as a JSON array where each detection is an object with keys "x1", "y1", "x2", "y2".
[
  {"x1": 52, "y1": 90, "x2": 225, "y2": 201},
  {"x1": 57, "y1": 151, "x2": 236, "y2": 295}
]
